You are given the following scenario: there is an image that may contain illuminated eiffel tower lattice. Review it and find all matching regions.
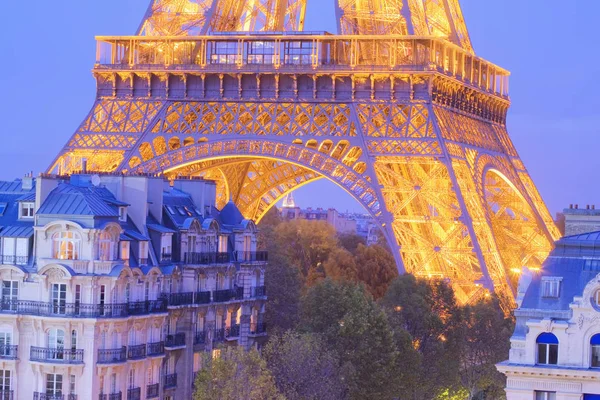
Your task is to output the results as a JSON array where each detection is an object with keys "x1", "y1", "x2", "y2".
[{"x1": 50, "y1": 0, "x2": 560, "y2": 307}]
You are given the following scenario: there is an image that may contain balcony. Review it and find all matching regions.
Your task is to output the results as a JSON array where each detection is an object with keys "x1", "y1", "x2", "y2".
[
  {"x1": 0, "y1": 300, "x2": 166, "y2": 318},
  {"x1": 146, "y1": 383, "x2": 159, "y2": 399},
  {"x1": 195, "y1": 291, "x2": 211, "y2": 304},
  {"x1": 0, "y1": 390, "x2": 12, "y2": 400},
  {"x1": 126, "y1": 387, "x2": 140, "y2": 400},
  {"x1": 184, "y1": 252, "x2": 230, "y2": 265},
  {"x1": 250, "y1": 322, "x2": 267, "y2": 335},
  {"x1": 0, "y1": 344, "x2": 17, "y2": 360},
  {"x1": 147, "y1": 341, "x2": 165, "y2": 356},
  {"x1": 97, "y1": 347, "x2": 126, "y2": 364},
  {"x1": 164, "y1": 373, "x2": 177, "y2": 389},
  {"x1": 213, "y1": 288, "x2": 243, "y2": 302},
  {"x1": 0, "y1": 255, "x2": 29, "y2": 266},
  {"x1": 233, "y1": 251, "x2": 268, "y2": 263},
  {"x1": 213, "y1": 328, "x2": 225, "y2": 343},
  {"x1": 127, "y1": 344, "x2": 146, "y2": 360},
  {"x1": 30, "y1": 347, "x2": 84, "y2": 364},
  {"x1": 225, "y1": 324, "x2": 240, "y2": 339},
  {"x1": 160, "y1": 253, "x2": 172, "y2": 263},
  {"x1": 251, "y1": 286, "x2": 266, "y2": 297},
  {"x1": 194, "y1": 331, "x2": 206, "y2": 345},
  {"x1": 165, "y1": 333, "x2": 186, "y2": 349},
  {"x1": 33, "y1": 394, "x2": 76, "y2": 400},
  {"x1": 99, "y1": 393, "x2": 122, "y2": 400}
]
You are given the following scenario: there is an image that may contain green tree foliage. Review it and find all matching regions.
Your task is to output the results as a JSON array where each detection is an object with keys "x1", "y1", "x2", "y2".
[
  {"x1": 458, "y1": 297, "x2": 512, "y2": 400},
  {"x1": 337, "y1": 233, "x2": 366, "y2": 254},
  {"x1": 264, "y1": 331, "x2": 345, "y2": 400},
  {"x1": 300, "y1": 279, "x2": 402, "y2": 400},
  {"x1": 193, "y1": 347, "x2": 284, "y2": 400},
  {"x1": 257, "y1": 206, "x2": 283, "y2": 250},
  {"x1": 382, "y1": 275, "x2": 464, "y2": 399},
  {"x1": 264, "y1": 257, "x2": 302, "y2": 333}
]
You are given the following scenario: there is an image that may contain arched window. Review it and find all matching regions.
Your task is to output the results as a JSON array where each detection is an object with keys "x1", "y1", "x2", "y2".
[
  {"x1": 53, "y1": 231, "x2": 81, "y2": 260},
  {"x1": 537, "y1": 333, "x2": 558, "y2": 365},
  {"x1": 591, "y1": 334, "x2": 600, "y2": 367}
]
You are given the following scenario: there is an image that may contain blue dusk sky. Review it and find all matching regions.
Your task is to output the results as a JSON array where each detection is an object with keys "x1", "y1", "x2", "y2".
[{"x1": 0, "y1": 0, "x2": 597, "y2": 216}]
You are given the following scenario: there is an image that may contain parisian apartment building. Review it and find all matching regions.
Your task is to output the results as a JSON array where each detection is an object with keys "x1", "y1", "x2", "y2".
[
  {"x1": 0, "y1": 173, "x2": 267, "y2": 400},
  {"x1": 497, "y1": 231, "x2": 600, "y2": 400}
]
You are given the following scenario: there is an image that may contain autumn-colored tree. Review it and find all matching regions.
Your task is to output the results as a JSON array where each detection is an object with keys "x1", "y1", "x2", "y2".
[
  {"x1": 193, "y1": 347, "x2": 284, "y2": 400},
  {"x1": 354, "y1": 243, "x2": 398, "y2": 299},
  {"x1": 323, "y1": 247, "x2": 358, "y2": 283},
  {"x1": 336, "y1": 233, "x2": 366, "y2": 254},
  {"x1": 264, "y1": 331, "x2": 345, "y2": 400},
  {"x1": 300, "y1": 279, "x2": 402, "y2": 400},
  {"x1": 264, "y1": 255, "x2": 302, "y2": 333},
  {"x1": 271, "y1": 219, "x2": 338, "y2": 278},
  {"x1": 257, "y1": 206, "x2": 283, "y2": 250}
]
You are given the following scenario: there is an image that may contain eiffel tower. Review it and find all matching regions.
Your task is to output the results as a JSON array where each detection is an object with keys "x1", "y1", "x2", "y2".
[{"x1": 50, "y1": 0, "x2": 560, "y2": 307}]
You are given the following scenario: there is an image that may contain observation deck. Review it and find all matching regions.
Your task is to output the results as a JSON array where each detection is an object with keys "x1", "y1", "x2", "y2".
[{"x1": 95, "y1": 33, "x2": 509, "y2": 99}]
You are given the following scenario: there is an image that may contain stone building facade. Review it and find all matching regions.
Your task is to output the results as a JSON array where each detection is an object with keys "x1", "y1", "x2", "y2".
[
  {"x1": 0, "y1": 173, "x2": 267, "y2": 400},
  {"x1": 497, "y1": 231, "x2": 600, "y2": 400}
]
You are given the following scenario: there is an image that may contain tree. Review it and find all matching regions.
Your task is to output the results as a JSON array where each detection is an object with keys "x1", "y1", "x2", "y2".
[
  {"x1": 264, "y1": 331, "x2": 345, "y2": 400},
  {"x1": 264, "y1": 255, "x2": 303, "y2": 333},
  {"x1": 337, "y1": 233, "x2": 366, "y2": 254},
  {"x1": 354, "y1": 243, "x2": 398, "y2": 299},
  {"x1": 323, "y1": 247, "x2": 358, "y2": 283},
  {"x1": 193, "y1": 347, "x2": 284, "y2": 400},
  {"x1": 300, "y1": 279, "x2": 402, "y2": 400},
  {"x1": 271, "y1": 219, "x2": 338, "y2": 278},
  {"x1": 257, "y1": 206, "x2": 283, "y2": 250},
  {"x1": 381, "y1": 275, "x2": 464, "y2": 400},
  {"x1": 458, "y1": 297, "x2": 512, "y2": 400}
]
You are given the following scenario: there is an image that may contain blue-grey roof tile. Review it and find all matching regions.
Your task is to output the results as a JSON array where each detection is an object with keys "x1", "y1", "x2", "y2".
[
  {"x1": 37, "y1": 183, "x2": 118, "y2": 217},
  {"x1": 1, "y1": 226, "x2": 34, "y2": 238},
  {"x1": 147, "y1": 224, "x2": 176, "y2": 234}
]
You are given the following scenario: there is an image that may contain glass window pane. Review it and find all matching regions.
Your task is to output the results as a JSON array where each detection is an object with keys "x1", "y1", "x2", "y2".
[
  {"x1": 538, "y1": 343, "x2": 547, "y2": 364},
  {"x1": 593, "y1": 345, "x2": 600, "y2": 367},
  {"x1": 549, "y1": 344, "x2": 558, "y2": 365}
]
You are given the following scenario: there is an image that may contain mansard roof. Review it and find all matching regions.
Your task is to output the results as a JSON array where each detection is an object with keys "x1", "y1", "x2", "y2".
[
  {"x1": 520, "y1": 231, "x2": 600, "y2": 312},
  {"x1": 38, "y1": 183, "x2": 119, "y2": 217},
  {"x1": 220, "y1": 201, "x2": 245, "y2": 226},
  {"x1": 0, "y1": 179, "x2": 36, "y2": 238}
]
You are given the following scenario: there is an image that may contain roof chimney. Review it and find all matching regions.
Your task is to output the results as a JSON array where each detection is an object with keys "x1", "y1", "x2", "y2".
[
  {"x1": 81, "y1": 159, "x2": 87, "y2": 174},
  {"x1": 570, "y1": 204, "x2": 573, "y2": 209},
  {"x1": 575, "y1": 204, "x2": 579, "y2": 209}
]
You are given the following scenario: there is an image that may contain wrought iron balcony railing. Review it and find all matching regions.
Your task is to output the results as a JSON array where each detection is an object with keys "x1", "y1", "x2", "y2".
[
  {"x1": 126, "y1": 387, "x2": 140, "y2": 400},
  {"x1": 160, "y1": 253, "x2": 172, "y2": 263},
  {"x1": 98, "y1": 392, "x2": 122, "y2": 400},
  {"x1": 0, "y1": 344, "x2": 17, "y2": 359},
  {"x1": 95, "y1": 35, "x2": 510, "y2": 98},
  {"x1": 162, "y1": 291, "x2": 212, "y2": 306},
  {"x1": 147, "y1": 341, "x2": 164, "y2": 356},
  {"x1": 213, "y1": 288, "x2": 243, "y2": 302},
  {"x1": 233, "y1": 251, "x2": 268, "y2": 263},
  {"x1": 165, "y1": 333, "x2": 185, "y2": 348},
  {"x1": 195, "y1": 291, "x2": 211, "y2": 304},
  {"x1": 127, "y1": 344, "x2": 146, "y2": 360},
  {"x1": 251, "y1": 286, "x2": 266, "y2": 297},
  {"x1": 146, "y1": 383, "x2": 159, "y2": 399},
  {"x1": 0, "y1": 255, "x2": 29, "y2": 265},
  {"x1": 0, "y1": 299, "x2": 166, "y2": 318},
  {"x1": 184, "y1": 252, "x2": 230, "y2": 265},
  {"x1": 164, "y1": 373, "x2": 177, "y2": 389},
  {"x1": 33, "y1": 393, "x2": 76, "y2": 400},
  {"x1": 30, "y1": 347, "x2": 84, "y2": 364},
  {"x1": 0, "y1": 390, "x2": 12, "y2": 400},
  {"x1": 213, "y1": 328, "x2": 225, "y2": 343},
  {"x1": 225, "y1": 324, "x2": 240, "y2": 338},
  {"x1": 194, "y1": 331, "x2": 206, "y2": 345},
  {"x1": 97, "y1": 347, "x2": 127, "y2": 364},
  {"x1": 250, "y1": 322, "x2": 267, "y2": 335}
]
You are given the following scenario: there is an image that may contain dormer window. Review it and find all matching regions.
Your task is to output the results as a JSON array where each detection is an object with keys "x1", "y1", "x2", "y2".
[
  {"x1": 19, "y1": 202, "x2": 34, "y2": 219},
  {"x1": 118, "y1": 207, "x2": 127, "y2": 222},
  {"x1": 0, "y1": 203, "x2": 7, "y2": 216},
  {"x1": 541, "y1": 277, "x2": 561, "y2": 298}
]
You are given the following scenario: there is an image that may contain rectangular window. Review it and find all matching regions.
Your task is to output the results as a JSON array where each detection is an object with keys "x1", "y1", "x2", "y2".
[
  {"x1": 46, "y1": 374, "x2": 63, "y2": 396},
  {"x1": 20, "y1": 202, "x2": 34, "y2": 219},
  {"x1": 0, "y1": 370, "x2": 9, "y2": 391},
  {"x1": 128, "y1": 369, "x2": 135, "y2": 389},
  {"x1": 218, "y1": 236, "x2": 228, "y2": 253},
  {"x1": 51, "y1": 284, "x2": 67, "y2": 314},
  {"x1": 120, "y1": 241, "x2": 130, "y2": 262},
  {"x1": 145, "y1": 282, "x2": 150, "y2": 302},
  {"x1": 147, "y1": 367, "x2": 153, "y2": 384},
  {"x1": 535, "y1": 392, "x2": 556, "y2": 400},
  {"x1": 111, "y1": 374, "x2": 117, "y2": 393},
  {"x1": 139, "y1": 242, "x2": 148, "y2": 263},
  {"x1": 593, "y1": 345, "x2": 600, "y2": 367},
  {"x1": 69, "y1": 374, "x2": 76, "y2": 394},
  {"x1": 541, "y1": 278, "x2": 561, "y2": 298},
  {"x1": 118, "y1": 207, "x2": 127, "y2": 222},
  {"x1": 1, "y1": 280, "x2": 18, "y2": 311},
  {"x1": 537, "y1": 343, "x2": 558, "y2": 365}
]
